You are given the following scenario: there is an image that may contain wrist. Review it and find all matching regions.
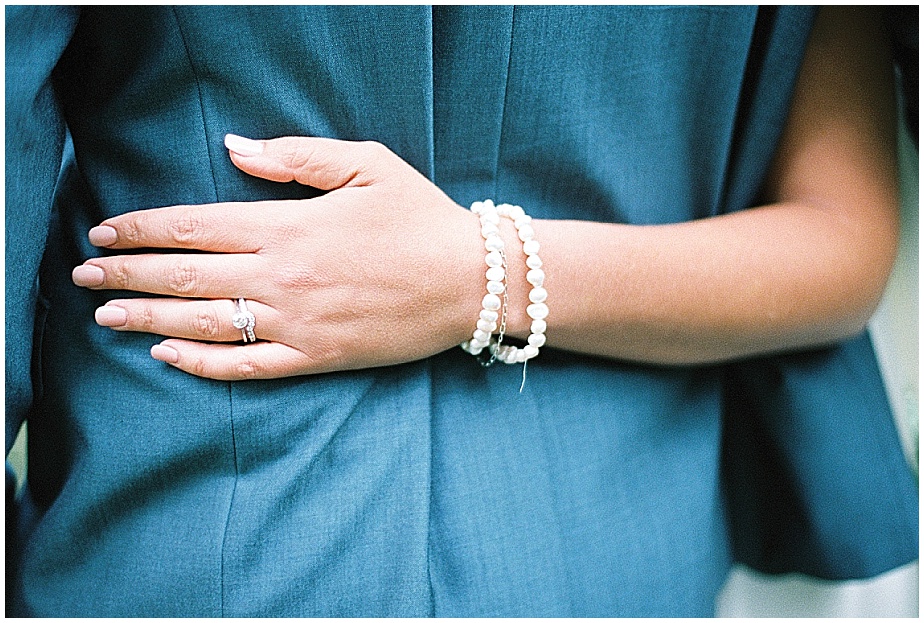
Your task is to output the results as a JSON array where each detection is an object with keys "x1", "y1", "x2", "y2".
[
  {"x1": 452, "y1": 208, "x2": 493, "y2": 343},
  {"x1": 458, "y1": 200, "x2": 549, "y2": 366}
]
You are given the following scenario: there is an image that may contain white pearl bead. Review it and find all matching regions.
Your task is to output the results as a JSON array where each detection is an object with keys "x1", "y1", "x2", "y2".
[
  {"x1": 476, "y1": 319, "x2": 496, "y2": 333},
  {"x1": 529, "y1": 287, "x2": 547, "y2": 303},
  {"x1": 508, "y1": 205, "x2": 525, "y2": 220},
  {"x1": 526, "y1": 302, "x2": 549, "y2": 320},
  {"x1": 485, "y1": 235, "x2": 504, "y2": 252},
  {"x1": 517, "y1": 224, "x2": 535, "y2": 241},
  {"x1": 522, "y1": 239, "x2": 540, "y2": 255},
  {"x1": 472, "y1": 329, "x2": 490, "y2": 342},
  {"x1": 466, "y1": 199, "x2": 549, "y2": 365},
  {"x1": 514, "y1": 215, "x2": 532, "y2": 228},
  {"x1": 486, "y1": 266, "x2": 505, "y2": 282},
  {"x1": 482, "y1": 293, "x2": 501, "y2": 311},
  {"x1": 526, "y1": 268, "x2": 545, "y2": 287},
  {"x1": 480, "y1": 309, "x2": 499, "y2": 323}
]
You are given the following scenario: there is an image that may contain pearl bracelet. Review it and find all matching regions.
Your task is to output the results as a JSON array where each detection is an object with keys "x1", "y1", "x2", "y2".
[
  {"x1": 461, "y1": 199, "x2": 547, "y2": 367},
  {"x1": 494, "y1": 202, "x2": 547, "y2": 364},
  {"x1": 460, "y1": 200, "x2": 510, "y2": 366}
]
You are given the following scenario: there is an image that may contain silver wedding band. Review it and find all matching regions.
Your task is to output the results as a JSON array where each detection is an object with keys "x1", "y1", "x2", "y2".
[{"x1": 231, "y1": 298, "x2": 256, "y2": 343}]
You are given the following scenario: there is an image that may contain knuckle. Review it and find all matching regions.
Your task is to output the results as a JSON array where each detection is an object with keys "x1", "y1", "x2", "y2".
[
  {"x1": 166, "y1": 261, "x2": 200, "y2": 296},
  {"x1": 272, "y1": 261, "x2": 327, "y2": 293},
  {"x1": 168, "y1": 212, "x2": 206, "y2": 245},
  {"x1": 189, "y1": 355, "x2": 210, "y2": 378},
  {"x1": 119, "y1": 218, "x2": 143, "y2": 245},
  {"x1": 359, "y1": 140, "x2": 390, "y2": 159},
  {"x1": 351, "y1": 141, "x2": 391, "y2": 184},
  {"x1": 136, "y1": 305, "x2": 156, "y2": 331},
  {"x1": 193, "y1": 307, "x2": 222, "y2": 339},
  {"x1": 279, "y1": 142, "x2": 311, "y2": 174},
  {"x1": 108, "y1": 261, "x2": 132, "y2": 289},
  {"x1": 270, "y1": 220, "x2": 307, "y2": 244},
  {"x1": 234, "y1": 356, "x2": 261, "y2": 379},
  {"x1": 305, "y1": 334, "x2": 345, "y2": 372}
]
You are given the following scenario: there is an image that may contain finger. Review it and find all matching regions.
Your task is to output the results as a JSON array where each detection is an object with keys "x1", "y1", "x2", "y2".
[
  {"x1": 150, "y1": 339, "x2": 314, "y2": 381},
  {"x1": 72, "y1": 253, "x2": 264, "y2": 299},
  {"x1": 89, "y1": 201, "x2": 291, "y2": 251},
  {"x1": 224, "y1": 133, "x2": 395, "y2": 190},
  {"x1": 95, "y1": 298, "x2": 282, "y2": 344}
]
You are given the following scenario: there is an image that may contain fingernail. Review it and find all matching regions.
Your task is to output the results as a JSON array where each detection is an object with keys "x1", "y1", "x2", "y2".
[
  {"x1": 95, "y1": 305, "x2": 127, "y2": 327},
  {"x1": 88, "y1": 225, "x2": 118, "y2": 247},
  {"x1": 72, "y1": 264, "x2": 105, "y2": 287},
  {"x1": 151, "y1": 344, "x2": 179, "y2": 364},
  {"x1": 224, "y1": 133, "x2": 264, "y2": 157}
]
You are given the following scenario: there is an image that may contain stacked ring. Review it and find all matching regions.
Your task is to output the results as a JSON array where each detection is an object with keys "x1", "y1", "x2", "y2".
[{"x1": 231, "y1": 298, "x2": 256, "y2": 343}]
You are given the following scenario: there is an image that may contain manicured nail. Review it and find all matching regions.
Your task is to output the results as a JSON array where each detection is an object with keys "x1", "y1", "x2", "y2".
[
  {"x1": 95, "y1": 305, "x2": 127, "y2": 327},
  {"x1": 151, "y1": 344, "x2": 179, "y2": 364},
  {"x1": 72, "y1": 264, "x2": 105, "y2": 287},
  {"x1": 88, "y1": 225, "x2": 118, "y2": 247},
  {"x1": 224, "y1": 133, "x2": 264, "y2": 157}
]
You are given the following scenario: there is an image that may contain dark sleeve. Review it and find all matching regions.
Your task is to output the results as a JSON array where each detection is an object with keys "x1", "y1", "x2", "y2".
[
  {"x1": 884, "y1": 6, "x2": 918, "y2": 145},
  {"x1": 5, "y1": 4, "x2": 80, "y2": 603},
  {"x1": 5, "y1": 5, "x2": 78, "y2": 455}
]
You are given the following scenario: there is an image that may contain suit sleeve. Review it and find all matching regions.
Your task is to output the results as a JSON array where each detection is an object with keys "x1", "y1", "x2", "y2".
[
  {"x1": 5, "y1": 5, "x2": 79, "y2": 455},
  {"x1": 5, "y1": 4, "x2": 80, "y2": 600}
]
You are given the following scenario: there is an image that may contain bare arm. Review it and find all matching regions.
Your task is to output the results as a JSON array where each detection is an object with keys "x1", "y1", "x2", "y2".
[
  {"x1": 506, "y1": 6, "x2": 899, "y2": 364},
  {"x1": 73, "y1": 8, "x2": 900, "y2": 380}
]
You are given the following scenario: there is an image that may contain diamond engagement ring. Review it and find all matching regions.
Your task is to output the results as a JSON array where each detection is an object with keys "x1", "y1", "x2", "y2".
[{"x1": 231, "y1": 298, "x2": 256, "y2": 343}]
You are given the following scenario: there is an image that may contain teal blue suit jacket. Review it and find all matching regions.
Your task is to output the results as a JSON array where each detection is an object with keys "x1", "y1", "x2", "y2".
[{"x1": 6, "y1": 5, "x2": 918, "y2": 617}]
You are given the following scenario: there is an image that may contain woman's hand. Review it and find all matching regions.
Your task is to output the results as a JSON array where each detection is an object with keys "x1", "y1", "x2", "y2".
[
  {"x1": 72, "y1": 135, "x2": 489, "y2": 380},
  {"x1": 73, "y1": 9, "x2": 899, "y2": 374}
]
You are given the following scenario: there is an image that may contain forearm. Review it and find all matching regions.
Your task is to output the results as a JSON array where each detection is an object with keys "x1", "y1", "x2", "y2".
[
  {"x1": 73, "y1": 7, "x2": 899, "y2": 380},
  {"x1": 494, "y1": 6, "x2": 899, "y2": 366},
  {"x1": 496, "y1": 200, "x2": 897, "y2": 365}
]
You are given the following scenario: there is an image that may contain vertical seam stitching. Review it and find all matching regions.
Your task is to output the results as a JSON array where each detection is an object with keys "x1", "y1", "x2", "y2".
[
  {"x1": 426, "y1": 5, "x2": 437, "y2": 618},
  {"x1": 716, "y1": 6, "x2": 772, "y2": 215},
  {"x1": 218, "y1": 382, "x2": 240, "y2": 617},
  {"x1": 492, "y1": 7, "x2": 517, "y2": 199},
  {"x1": 171, "y1": 7, "x2": 221, "y2": 203},
  {"x1": 170, "y1": 9, "x2": 236, "y2": 616},
  {"x1": 426, "y1": 363, "x2": 436, "y2": 616},
  {"x1": 427, "y1": 6, "x2": 437, "y2": 183}
]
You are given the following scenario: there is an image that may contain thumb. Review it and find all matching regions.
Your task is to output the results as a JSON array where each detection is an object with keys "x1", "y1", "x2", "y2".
[{"x1": 224, "y1": 134, "x2": 386, "y2": 190}]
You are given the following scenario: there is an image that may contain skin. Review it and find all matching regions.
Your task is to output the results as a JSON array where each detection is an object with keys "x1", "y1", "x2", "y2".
[{"x1": 72, "y1": 7, "x2": 899, "y2": 381}]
